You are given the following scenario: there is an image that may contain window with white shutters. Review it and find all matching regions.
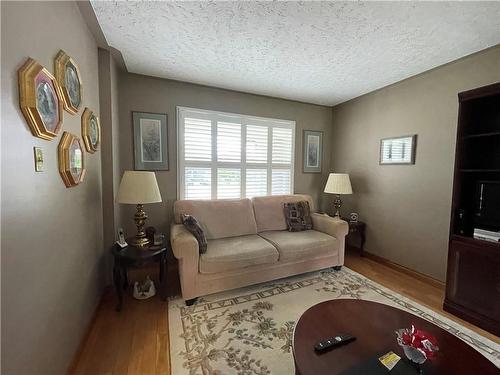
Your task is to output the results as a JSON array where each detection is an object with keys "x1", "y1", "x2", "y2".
[{"x1": 177, "y1": 107, "x2": 295, "y2": 200}]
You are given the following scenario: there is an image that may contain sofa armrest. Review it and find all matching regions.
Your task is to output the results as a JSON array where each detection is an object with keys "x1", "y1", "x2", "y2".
[
  {"x1": 311, "y1": 213, "x2": 349, "y2": 239},
  {"x1": 170, "y1": 224, "x2": 200, "y2": 300},
  {"x1": 311, "y1": 213, "x2": 348, "y2": 265}
]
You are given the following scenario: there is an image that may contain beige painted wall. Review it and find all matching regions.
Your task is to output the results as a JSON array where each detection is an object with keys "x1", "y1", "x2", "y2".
[
  {"x1": 117, "y1": 74, "x2": 333, "y2": 237},
  {"x1": 331, "y1": 46, "x2": 500, "y2": 281},
  {"x1": 1, "y1": 2, "x2": 105, "y2": 374}
]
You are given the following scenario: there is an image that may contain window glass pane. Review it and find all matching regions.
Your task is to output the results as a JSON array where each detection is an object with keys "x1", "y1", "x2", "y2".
[
  {"x1": 217, "y1": 168, "x2": 241, "y2": 199},
  {"x1": 246, "y1": 125, "x2": 268, "y2": 163},
  {"x1": 217, "y1": 122, "x2": 241, "y2": 162},
  {"x1": 185, "y1": 167, "x2": 211, "y2": 199},
  {"x1": 246, "y1": 169, "x2": 267, "y2": 198},
  {"x1": 272, "y1": 168, "x2": 291, "y2": 195},
  {"x1": 272, "y1": 127, "x2": 292, "y2": 164},
  {"x1": 185, "y1": 117, "x2": 211, "y2": 161}
]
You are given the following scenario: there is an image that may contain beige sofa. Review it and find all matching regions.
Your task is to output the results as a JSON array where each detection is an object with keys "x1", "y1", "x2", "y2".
[{"x1": 171, "y1": 194, "x2": 348, "y2": 304}]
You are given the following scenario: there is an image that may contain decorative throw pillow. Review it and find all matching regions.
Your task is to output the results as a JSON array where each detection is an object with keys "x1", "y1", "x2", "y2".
[
  {"x1": 283, "y1": 201, "x2": 313, "y2": 232},
  {"x1": 181, "y1": 214, "x2": 207, "y2": 254}
]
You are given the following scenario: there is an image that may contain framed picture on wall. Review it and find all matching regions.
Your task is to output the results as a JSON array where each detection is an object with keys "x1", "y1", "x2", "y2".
[
  {"x1": 132, "y1": 111, "x2": 168, "y2": 171},
  {"x1": 380, "y1": 134, "x2": 417, "y2": 165},
  {"x1": 303, "y1": 130, "x2": 323, "y2": 173}
]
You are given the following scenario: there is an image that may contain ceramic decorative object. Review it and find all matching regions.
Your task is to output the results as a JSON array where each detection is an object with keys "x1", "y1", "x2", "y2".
[{"x1": 396, "y1": 324, "x2": 439, "y2": 373}]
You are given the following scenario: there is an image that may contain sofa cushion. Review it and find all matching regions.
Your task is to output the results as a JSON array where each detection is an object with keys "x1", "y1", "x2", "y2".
[
  {"x1": 284, "y1": 201, "x2": 313, "y2": 232},
  {"x1": 200, "y1": 235, "x2": 279, "y2": 274},
  {"x1": 181, "y1": 214, "x2": 207, "y2": 254},
  {"x1": 252, "y1": 194, "x2": 314, "y2": 232},
  {"x1": 259, "y1": 230, "x2": 337, "y2": 262},
  {"x1": 174, "y1": 199, "x2": 258, "y2": 240}
]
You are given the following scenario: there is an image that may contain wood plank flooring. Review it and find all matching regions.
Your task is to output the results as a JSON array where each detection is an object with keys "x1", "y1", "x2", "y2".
[{"x1": 70, "y1": 253, "x2": 499, "y2": 374}]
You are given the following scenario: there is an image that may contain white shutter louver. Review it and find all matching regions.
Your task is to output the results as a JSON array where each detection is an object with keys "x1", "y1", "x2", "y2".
[
  {"x1": 246, "y1": 169, "x2": 267, "y2": 198},
  {"x1": 246, "y1": 125, "x2": 268, "y2": 163},
  {"x1": 217, "y1": 168, "x2": 241, "y2": 199},
  {"x1": 272, "y1": 169, "x2": 291, "y2": 195},
  {"x1": 185, "y1": 167, "x2": 211, "y2": 200},
  {"x1": 217, "y1": 122, "x2": 241, "y2": 162},
  {"x1": 272, "y1": 127, "x2": 293, "y2": 164},
  {"x1": 184, "y1": 117, "x2": 212, "y2": 161}
]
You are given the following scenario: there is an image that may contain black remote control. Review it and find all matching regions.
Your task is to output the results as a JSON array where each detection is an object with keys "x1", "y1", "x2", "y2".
[{"x1": 314, "y1": 334, "x2": 356, "y2": 353}]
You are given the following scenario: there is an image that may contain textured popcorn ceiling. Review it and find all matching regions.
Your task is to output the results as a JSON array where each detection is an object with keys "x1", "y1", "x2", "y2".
[{"x1": 91, "y1": 1, "x2": 500, "y2": 106}]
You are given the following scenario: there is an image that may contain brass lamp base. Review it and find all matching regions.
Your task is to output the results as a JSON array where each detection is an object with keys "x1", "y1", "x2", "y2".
[
  {"x1": 333, "y1": 194, "x2": 342, "y2": 217},
  {"x1": 132, "y1": 204, "x2": 150, "y2": 247}
]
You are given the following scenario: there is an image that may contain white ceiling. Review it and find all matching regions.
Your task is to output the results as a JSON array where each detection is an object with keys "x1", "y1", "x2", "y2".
[{"x1": 91, "y1": 1, "x2": 500, "y2": 106}]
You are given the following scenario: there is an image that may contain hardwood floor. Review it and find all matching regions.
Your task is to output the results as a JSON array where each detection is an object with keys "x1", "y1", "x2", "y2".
[{"x1": 70, "y1": 253, "x2": 499, "y2": 374}]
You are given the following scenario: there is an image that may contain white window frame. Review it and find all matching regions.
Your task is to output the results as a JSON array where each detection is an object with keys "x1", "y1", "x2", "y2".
[{"x1": 177, "y1": 106, "x2": 296, "y2": 200}]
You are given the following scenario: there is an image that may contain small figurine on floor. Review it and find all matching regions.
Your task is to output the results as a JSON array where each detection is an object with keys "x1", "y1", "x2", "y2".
[{"x1": 133, "y1": 275, "x2": 156, "y2": 300}]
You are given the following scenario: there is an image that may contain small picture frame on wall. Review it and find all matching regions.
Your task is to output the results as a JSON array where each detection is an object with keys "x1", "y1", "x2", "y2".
[
  {"x1": 132, "y1": 111, "x2": 168, "y2": 171},
  {"x1": 380, "y1": 135, "x2": 417, "y2": 165},
  {"x1": 303, "y1": 130, "x2": 323, "y2": 173}
]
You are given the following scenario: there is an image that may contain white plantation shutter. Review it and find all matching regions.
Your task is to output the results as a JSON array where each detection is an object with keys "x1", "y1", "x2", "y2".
[
  {"x1": 246, "y1": 125, "x2": 268, "y2": 163},
  {"x1": 185, "y1": 167, "x2": 211, "y2": 199},
  {"x1": 272, "y1": 127, "x2": 293, "y2": 164},
  {"x1": 178, "y1": 107, "x2": 295, "y2": 200},
  {"x1": 246, "y1": 169, "x2": 267, "y2": 198},
  {"x1": 217, "y1": 122, "x2": 241, "y2": 162},
  {"x1": 184, "y1": 118, "x2": 211, "y2": 161},
  {"x1": 272, "y1": 169, "x2": 291, "y2": 195}
]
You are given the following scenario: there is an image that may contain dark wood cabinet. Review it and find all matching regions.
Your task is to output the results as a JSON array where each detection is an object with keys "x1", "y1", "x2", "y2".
[{"x1": 444, "y1": 82, "x2": 500, "y2": 336}]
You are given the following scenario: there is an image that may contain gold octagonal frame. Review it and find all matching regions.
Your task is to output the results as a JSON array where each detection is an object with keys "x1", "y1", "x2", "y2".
[
  {"x1": 58, "y1": 131, "x2": 86, "y2": 187},
  {"x1": 18, "y1": 58, "x2": 64, "y2": 140},
  {"x1": 81, "y1": 108, "x2": 101, "y2": 153},
  {"x1": 54, "y1": 50, "x2": 83, "y2": 114}
]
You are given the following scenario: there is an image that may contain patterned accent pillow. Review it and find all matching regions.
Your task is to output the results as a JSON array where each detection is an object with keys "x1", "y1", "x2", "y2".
[
  {"x1": 181, "y1": 214, "x2": 207, "y2": 254},
  {"x1": 283, "y1": 201, "x2": 313, "y2": 232}
]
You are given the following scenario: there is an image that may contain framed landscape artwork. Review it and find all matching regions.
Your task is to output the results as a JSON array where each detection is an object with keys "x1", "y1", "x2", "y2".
[
  {"x1": 303, "y1": 130, "x2": 323, "y2": 173},
  {"x1": 132, "y1": 112, "x2": 168, "y2": 171},
  {"x1": 380, "y1": 134, "x2": 417, "y2": 165}
]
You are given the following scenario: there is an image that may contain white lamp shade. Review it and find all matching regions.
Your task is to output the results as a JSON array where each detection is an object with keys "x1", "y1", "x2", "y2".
[
  {"x1": 116, "y1": 171, "x2": 162, "y2": 204},
  {"x1": 324, "y1": 173, "x2": 353, "y2": 195}
]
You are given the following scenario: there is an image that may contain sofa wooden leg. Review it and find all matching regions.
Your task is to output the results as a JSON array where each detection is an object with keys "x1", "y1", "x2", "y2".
[
  {"x1": 333, "y1": 265, "x2": 342, "y2": 271},
  {"x1": 185, "y1": 298, "x2": 197, "y2": 306}
]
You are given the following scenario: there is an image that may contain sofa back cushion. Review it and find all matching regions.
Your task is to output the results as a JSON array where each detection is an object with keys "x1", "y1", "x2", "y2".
[
  {"x1": 174, "y1": 199, "x2": 258, "y2": 240},
  {"x1": 252, "y1": 194, "x2": 315, "y2": 232}
]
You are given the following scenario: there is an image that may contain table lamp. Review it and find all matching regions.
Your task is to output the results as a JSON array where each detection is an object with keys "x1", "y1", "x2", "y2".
[
  {"x1": 116, "y1": 171, "x2": 162, "y2": 247},
  {"x1": 324, "y1": 173, "x2": 353, "y2": 217}
]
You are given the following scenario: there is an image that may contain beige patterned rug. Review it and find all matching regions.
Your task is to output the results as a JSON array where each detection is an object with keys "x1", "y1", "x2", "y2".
[{"x1": 168, "y1": 267, "x2": 500, "y2": 374}]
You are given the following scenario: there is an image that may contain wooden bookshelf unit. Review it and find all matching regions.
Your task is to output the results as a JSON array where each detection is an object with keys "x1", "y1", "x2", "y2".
[{"x1": 444, "y1": 82, "x2": 500, "y2": 336}]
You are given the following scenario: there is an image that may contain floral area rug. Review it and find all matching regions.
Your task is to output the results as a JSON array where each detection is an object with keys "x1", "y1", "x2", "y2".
[{"x1": 168, "y1": 267, "x2": 500, "y2": 374}]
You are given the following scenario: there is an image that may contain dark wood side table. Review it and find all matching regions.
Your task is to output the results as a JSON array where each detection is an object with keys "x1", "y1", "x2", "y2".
[
  {"x1": 293, "y1": 299, "x2": 498, "y2": 375},
  {"x1": 111, "y1": 239, "x2": 168, "y2": 311},
  {"x1": 341, "y1": 218, "x2": 366, "y2": 255}
]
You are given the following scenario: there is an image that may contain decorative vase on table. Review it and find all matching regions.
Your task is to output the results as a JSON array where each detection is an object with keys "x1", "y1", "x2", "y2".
[{"x1": 396, "y1": 325, "x2": 439, "y2": 374}]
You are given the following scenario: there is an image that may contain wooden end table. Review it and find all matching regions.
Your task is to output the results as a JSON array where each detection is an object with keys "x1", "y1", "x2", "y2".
[
  {"x1": 111, "y1": 239, "x2": 168, "y2": 311},
  {"x1": 341, "y1": 218, "x2": 366, "y2": 255},
  {"x1": 292, "y1": 299, "x2": 498, "y2": 375}
]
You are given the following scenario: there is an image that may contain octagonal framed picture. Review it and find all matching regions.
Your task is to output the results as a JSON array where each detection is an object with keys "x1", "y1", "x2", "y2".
[
  {"x1": 54, "y1": 50, "x2": 82, "y2": 114},
  {"x1": 58, "y1": 131, "x2": 86, "y2": 187},
  {"x1": 81, "y1": 108, "x2": 100, "y2": 153},
  {"x1": 18, "y1": 58, "x2": 64, "y2": 140}
]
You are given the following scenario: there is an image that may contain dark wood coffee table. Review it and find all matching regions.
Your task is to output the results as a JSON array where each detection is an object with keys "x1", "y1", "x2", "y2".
[{"x1": 293, "y1": 299, "x2": 498, "y2": 375}]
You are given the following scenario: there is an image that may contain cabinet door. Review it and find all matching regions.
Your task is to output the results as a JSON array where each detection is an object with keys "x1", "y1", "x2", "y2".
[{"x1": 446, "y1": 240, "x2": 500, "y2": 321}]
